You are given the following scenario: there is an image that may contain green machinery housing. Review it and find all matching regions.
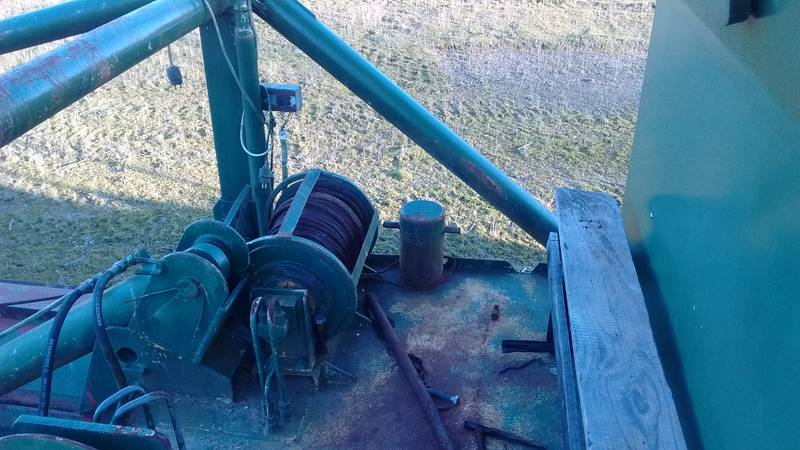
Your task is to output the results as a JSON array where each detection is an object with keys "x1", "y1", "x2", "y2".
[
  {"x1": 0, "y1": 0, "x2": 797, "y2": 448},
  {"x1": 624, "y1": 1, "x2": 800, "y2": 448}
]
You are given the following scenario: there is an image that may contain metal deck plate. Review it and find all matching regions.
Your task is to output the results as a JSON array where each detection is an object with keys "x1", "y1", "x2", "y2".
[{"x1": 0, "y1": 257, "x2": 561, "y2": 449}]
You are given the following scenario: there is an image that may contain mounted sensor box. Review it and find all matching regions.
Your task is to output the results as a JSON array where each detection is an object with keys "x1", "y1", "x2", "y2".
[{"x1": 260, "y1": 83, "x2": 302, "y2": 112}]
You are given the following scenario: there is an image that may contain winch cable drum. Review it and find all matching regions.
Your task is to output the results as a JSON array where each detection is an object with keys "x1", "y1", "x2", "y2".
[
  {"x1": 248, "y1": 169, "x2": 379, "y2": 340},
  {"x1": 267, "y1": 176, "x2": 370, "y2": 271}
]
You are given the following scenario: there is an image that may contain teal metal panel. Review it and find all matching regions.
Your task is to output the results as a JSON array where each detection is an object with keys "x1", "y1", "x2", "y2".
[{"x1": 623, "y1": 1, "x2": 800, "y2": 448}]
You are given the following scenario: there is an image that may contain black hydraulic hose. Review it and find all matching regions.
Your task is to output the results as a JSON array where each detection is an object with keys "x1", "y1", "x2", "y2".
[
  {"x1": 38, "y1": 250, "x2": 158, "y2": 418},
  {"x1": 93, "y1": 259, "x2": 136, "y2": 390},
  {"x1": 110, "y1": 391, "x2": 186, "y2": 450},
  {"x1": 365, "y1": 292, "x2": 455, "y2": 450},
  {"x1": 93, "y1": 385, "x2": 145, "y2": 422},
  {"x1": 92, "y1": 251, "x2": 159, "y2": 429},
  {"x1": 38, "y1": 275, "x2": 101, "y2": 416}
]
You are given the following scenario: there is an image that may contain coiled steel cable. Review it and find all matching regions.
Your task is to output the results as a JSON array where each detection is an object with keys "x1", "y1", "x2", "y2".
[{"x1": 267, "y1": 179, "x2": 369, "y2": 271}]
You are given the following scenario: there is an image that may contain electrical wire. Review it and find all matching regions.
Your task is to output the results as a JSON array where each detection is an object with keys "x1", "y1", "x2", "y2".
[
  {"x1": 268, "y1": 112, "x2": 276, "y2": 171},
  {"x1": 240, "y1": 111, "x2": 268, "y2": 157},
  {"x1": 201, "y1": 0, "x2": 264, "y2": 122},
  {"x1": 239, "y1": 95, "x2": 277, "y2": 159},
  {"x1": 166, "y1": 44, "x2": 175, "y2": 66}
]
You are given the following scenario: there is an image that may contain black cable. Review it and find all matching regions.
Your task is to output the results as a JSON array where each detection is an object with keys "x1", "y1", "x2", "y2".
[
  {"x1": 91, "y1": 251, "x2": 159, "y2": 429},
  {"x1": 93, "y1": 258, "x2": 136, "y2": 390},
  {"x1": 38, "y1": 251, "x2": 159, "y2": 419},
  {"x1": 2, "y1": 294, "x2": 63, "y2": 307},
  {"x1": 38, "y1": 275, "x2": 100, "y2": 416}
]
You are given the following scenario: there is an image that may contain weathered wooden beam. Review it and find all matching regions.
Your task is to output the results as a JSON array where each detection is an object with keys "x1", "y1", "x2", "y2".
[
  {"x1": 547, "y1": 232, "x2": 584, "y2": 450},
  {"x1": 556, "y1": 188, "x2": 685, "y2": 449}
]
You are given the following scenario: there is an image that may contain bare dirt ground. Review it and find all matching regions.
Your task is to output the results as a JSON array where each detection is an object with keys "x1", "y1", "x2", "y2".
[{"x1": 0, "y1": 0, "x2": 655, "y2": 284}]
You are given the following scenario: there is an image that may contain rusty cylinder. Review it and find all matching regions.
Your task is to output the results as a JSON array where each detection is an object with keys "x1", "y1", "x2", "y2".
[{"x1": 398, "y1": 200, "x2": 446, "y2": 289}]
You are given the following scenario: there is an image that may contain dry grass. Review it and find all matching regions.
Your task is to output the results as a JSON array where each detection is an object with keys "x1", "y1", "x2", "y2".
[{"x1": 0, "y1": 0, "x2": 654, "y2": 284}]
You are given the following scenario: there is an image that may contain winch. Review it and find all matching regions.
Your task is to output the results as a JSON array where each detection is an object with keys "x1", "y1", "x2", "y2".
[{"x1": 247, "y1": 169, "x2": 378, "y2": 429}]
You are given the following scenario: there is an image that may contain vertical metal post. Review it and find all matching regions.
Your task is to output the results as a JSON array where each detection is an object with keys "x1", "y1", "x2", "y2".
[
  {"x1": 233, "y1": 0, "x2": 269, "y2": 235},
  {"x1": 200, "y1": 13, "x2": 254, "y2": 227}
]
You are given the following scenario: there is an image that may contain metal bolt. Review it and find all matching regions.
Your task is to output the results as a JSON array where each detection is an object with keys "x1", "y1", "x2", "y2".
[
  {"x1": 491, "y1": 304, "x2": 500, "y2": 321},
  {"x1": 176, "y1": 279, "x2": 200, "y2": 298},
  {"x1": 427, "y1": 387, "x2": 459, "y2": 406}
]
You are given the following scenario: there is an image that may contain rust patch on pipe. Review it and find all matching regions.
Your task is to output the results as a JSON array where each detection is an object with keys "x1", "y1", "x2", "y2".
[{"x1": 462, "y1": 159, "x2": 506, "y2": 201}]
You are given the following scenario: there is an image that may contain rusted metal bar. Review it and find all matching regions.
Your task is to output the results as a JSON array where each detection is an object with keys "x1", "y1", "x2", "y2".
[
  {"x1": 365, "y1": 292, "x2": 456, "y2": 450},
  {"x1": 0, "y1": 0, "x2": 230, "y2": 148},
  {"x1": 0, "y1": 0, "x2": 156, "y2": 55}
]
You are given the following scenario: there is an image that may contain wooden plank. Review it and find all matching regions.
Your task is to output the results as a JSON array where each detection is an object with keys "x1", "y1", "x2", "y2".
[
  {"x1": 555, "y1": 188, "x2": 686, "y2": 449},
  {"x1": 547, "y1": 232, "x2": 585, "y2": 450}
]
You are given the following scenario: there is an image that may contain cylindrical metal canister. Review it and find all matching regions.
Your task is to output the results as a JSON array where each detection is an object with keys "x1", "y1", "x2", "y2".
[{"x1": 399, "y1": 200, "x2": 446, "y2": 289}]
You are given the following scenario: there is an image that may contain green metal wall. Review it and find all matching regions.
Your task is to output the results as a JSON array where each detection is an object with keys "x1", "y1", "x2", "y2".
[{"x1": 623, "y1": 1, "x2": 800, "y2": 448}]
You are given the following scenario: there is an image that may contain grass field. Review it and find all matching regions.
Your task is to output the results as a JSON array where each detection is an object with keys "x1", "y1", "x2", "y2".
[{"x1": 0, "y1": 0, "x2": 654, "y2": 284}]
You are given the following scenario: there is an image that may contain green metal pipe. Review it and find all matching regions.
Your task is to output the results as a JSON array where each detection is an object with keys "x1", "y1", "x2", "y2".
[
  {"x1": 0, "y1": 276, "x2": 148, "y2": 396},
  {"x1": 253, "y1": 0, "x2": 558, "y2": 245},
  {"x1": 0, "y1": 0, "x2": 230, "y2": 148},
  {"x1": 233, "y1": 0, "x2": 269, "y2": 235},
  {"x1": 0, "y1": 0, "x2": 156, "y2": 55}
]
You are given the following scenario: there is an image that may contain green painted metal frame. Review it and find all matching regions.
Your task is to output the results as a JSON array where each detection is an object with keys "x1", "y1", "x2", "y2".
[
  {"x1": 0, "y1": 0, "x2": 156, "y2": 55},
  {"x1": 0, "y1": 0, "x2": 230, "y2": 148},
  {"x1": 232, "y1": 0, "x2": 270, "y2": 235},
  {"x1": 252, "y1": 0, "x2": 557, "y2": 245},
  {"x1": 0, "y1": 0, "x2": 562, "y2": 421},
  {"x1": 0, "y1": 0, "x2": 557, "y2": 245}
]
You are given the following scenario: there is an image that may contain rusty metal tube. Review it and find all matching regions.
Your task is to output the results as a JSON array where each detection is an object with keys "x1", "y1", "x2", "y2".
[
  {"x1": 0, "y1": 0, "x2": 156, "y2": 55},
  {"x1": 253, "y1": 0, "x2": 558, "y2": 245},
  {"x1": 0, "y1": 0, "x2": 230, "y2": 147},
  {"x1": 365, "y1": 292, "x2": 456, "y2": 450}
]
